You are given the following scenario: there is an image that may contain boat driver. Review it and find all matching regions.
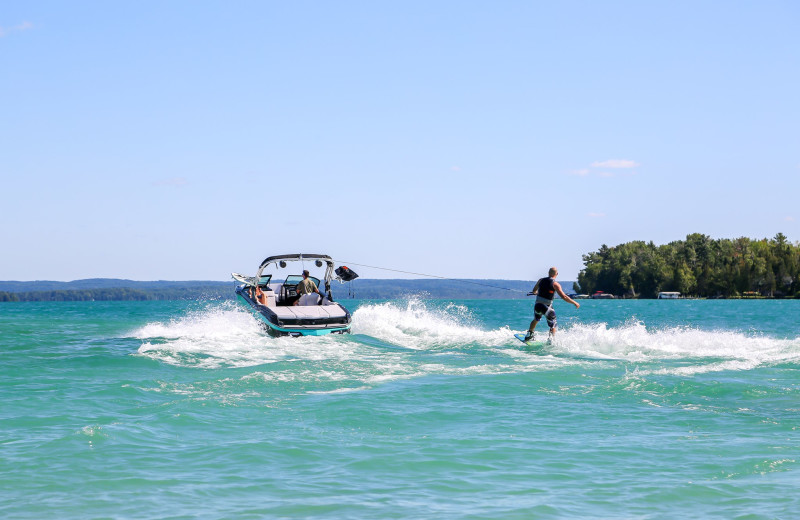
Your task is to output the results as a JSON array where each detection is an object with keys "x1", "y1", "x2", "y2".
[
  {"x1": 294, "y1": 270, "x2": 321, "y2": 305},
  {"x1": 524, "y1": 267, "x2": 580, "y2": 341}
]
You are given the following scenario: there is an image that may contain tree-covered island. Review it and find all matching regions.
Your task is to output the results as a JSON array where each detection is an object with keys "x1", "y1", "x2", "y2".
[{"x1": 577, "y1": 233, "x2": 800, "y2": 299}]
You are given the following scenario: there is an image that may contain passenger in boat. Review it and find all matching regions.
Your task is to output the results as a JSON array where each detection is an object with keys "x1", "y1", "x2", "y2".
[
  {"x1": 524, "y1": 267, "x2": 580, "y2": 341},
  {"x1": 294, "y1": 270, "x2": 321, "y2": 305},
  {"x1": 255, "y1": 285, "x2": 269, "y2": 306},
  {"x1": 249, "y1": 285, "x2": 268, "y2": 305}
]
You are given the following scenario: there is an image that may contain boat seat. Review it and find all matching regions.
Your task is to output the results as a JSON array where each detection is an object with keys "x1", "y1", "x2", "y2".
[
  {"x1": 270, "y1": 305, "x2": 347, "y2": 320},
  {"x1": 298, "y1": 293, "x2": 320, "y2": 306}
]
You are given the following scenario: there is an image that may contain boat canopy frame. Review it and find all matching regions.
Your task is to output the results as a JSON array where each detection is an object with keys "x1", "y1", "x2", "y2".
[{"x1": 255, "y1": 254, "x2": 335, "y2": 288}]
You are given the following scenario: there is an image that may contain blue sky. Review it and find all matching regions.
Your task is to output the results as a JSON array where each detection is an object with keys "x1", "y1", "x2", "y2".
[{"x1": 2, "y1": 1, "x2": 798, "y2": 281}]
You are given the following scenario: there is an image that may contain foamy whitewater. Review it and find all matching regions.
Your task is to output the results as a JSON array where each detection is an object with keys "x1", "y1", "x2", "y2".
[{"x1": 2, "y1": 298, "x2": 800, "y2": 518}]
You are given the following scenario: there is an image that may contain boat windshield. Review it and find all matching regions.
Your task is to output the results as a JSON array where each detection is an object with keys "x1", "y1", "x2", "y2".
[
  {"x1": 284, "y1": 275, "x2": 321, "y2": 287},
  {"x1": 258, "y1": 274, "x2": 272, "y2": 286}
]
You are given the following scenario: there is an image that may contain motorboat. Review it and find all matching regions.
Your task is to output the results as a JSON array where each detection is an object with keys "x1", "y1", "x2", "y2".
[{"x1": 232, "y1": 254, "x2": 358, "y2": 337}]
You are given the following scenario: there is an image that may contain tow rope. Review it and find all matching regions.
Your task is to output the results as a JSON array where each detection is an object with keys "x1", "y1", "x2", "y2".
[{"x1": 332, "y1": 260, "x2": 528, "y2": 295}]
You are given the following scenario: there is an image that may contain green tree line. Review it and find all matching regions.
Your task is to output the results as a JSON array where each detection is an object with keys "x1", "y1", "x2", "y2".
[{"x1": 577, "y1": 233, "x2": 800, "y2": 298}]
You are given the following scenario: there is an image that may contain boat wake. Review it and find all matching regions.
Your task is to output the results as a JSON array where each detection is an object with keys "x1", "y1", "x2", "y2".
[
  {"x1": 555, "y1": 320, "x2": 800, "y2": 374},
  {"x1": 131, "y1": 302, "x2": 353, "y2": 369},
  {"x1": 130, "y1": 300, "x2": 800, "y2": 378},
  {"x1": 350, "y1": 299, "x2": 512, "y2": 349}
]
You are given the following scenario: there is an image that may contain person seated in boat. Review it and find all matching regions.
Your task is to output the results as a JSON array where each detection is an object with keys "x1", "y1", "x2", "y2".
[
  {"x1": 294, "y1": 270, "x2": 321, "y2": 305},
  {"x1": 256, "y1": 285, "x2": 269, "y2": 306},
  {"x1": 250, "y1": 285, "x2": 269, "y2": 306}
]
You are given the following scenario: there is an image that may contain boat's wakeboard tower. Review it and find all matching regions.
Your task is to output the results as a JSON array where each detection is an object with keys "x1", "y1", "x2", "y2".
[
  {"x1": 252, "y1": 254, "x2": 357, "y2": 302},
  {"x1": 234, "y1": 254, "x2": 359, "y2": 303}
]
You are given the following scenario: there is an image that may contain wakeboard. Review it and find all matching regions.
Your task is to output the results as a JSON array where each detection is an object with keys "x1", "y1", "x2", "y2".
[
  {"x1": 514, "y1": 333, "x2": 549, "y2": 348},
  {"x1": 232, "y1": 272, "x2": 257, "y2": 286}
]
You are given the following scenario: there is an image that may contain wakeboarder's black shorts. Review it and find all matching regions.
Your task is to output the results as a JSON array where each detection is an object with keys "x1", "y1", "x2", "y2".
[{"x1": 533, "y1": 302, "x2": 556, "y2": 329}]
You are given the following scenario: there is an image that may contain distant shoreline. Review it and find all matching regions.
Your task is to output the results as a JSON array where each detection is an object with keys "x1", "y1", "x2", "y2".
[
  {"x1": 2, "y1": 278, "x2": 797, "y2": 302},
  {"x1": 0, "y1": 278, "x2": 565, "y2": 302}
]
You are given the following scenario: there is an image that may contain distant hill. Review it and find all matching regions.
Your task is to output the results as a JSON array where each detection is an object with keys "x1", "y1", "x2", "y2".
[
  {"x1": 0, "y1": 278, "x2": 576, "y2": 302},
  {"x1": 0, "y1": 279, "x2": 231, "y2": 292}
]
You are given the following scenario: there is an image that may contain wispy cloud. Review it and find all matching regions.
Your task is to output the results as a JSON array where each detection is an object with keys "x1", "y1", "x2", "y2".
[
  {"x1": 786, "y1": 216, "x2": 795, "y2": 222},
  {"x1": 566, "y1": 158, "x2": 640, "y2": 178},
  {"x1": 153, "y1": 177, "x2": 188, "y2": 187},
  {"x1": 0, "y1": 21, "x2": 33, "y2": 37},
  {"x1": 587, "y1": 212, "x2": 606, "y2": 218},
  {"x1": 591, "y1": 159, "x2": 640, "y2": 169}
]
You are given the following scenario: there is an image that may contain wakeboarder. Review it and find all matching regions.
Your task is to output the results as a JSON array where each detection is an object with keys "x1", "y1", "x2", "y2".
[{"x1": 524, "y1": 267, "x2": 580, "y2": 342}]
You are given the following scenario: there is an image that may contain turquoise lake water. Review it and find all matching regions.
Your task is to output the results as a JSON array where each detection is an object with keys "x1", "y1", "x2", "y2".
[{"x1": 2, "y1": 298, "x2": 800, "y2": 518}]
